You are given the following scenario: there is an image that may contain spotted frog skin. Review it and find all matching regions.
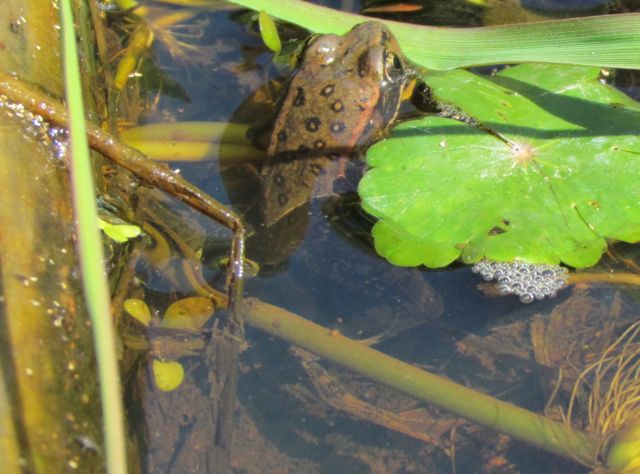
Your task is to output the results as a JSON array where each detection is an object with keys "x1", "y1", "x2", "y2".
[{"x1": 260, "y1": 21, "x2": 416, "y2": 227}]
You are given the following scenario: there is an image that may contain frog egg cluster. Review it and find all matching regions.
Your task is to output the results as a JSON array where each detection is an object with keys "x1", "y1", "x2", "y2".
[{"x1": 471, "y1": 260, "x2": 568, "y2": 303}]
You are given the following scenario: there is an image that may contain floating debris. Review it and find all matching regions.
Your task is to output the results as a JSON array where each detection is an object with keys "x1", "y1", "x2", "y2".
[{"x1": 471, "y1": 260, "x2": 568, "y2": 303}]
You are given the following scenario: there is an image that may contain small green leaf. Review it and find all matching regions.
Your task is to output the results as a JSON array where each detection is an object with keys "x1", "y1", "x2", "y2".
[
  {"x1": 98, "y1": 217, "x2": 141, "y2": 243},
  {"x1": 259, "y1": 10, "x2": 282, "y2": 53},
  {"x1": 124, "y1": 298, "x2": 152, "y2": 326},
  {"x1": 162, "y1": 296, "x2": 214, "y2": 330},
  {"x1": 152, "y1": 359, "x2": 184, "y2": 392},
  {"x1": 359, "y1": 64, "x2": 640, "y2": 268}
]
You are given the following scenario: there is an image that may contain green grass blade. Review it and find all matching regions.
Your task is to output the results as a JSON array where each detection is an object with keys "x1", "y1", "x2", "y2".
[
  {"x1": 227, "y1": 0, "x2": 640, "y2": 70},
  {"x1": 60, "y1": 1, "x2": 127, "y2": 472}
]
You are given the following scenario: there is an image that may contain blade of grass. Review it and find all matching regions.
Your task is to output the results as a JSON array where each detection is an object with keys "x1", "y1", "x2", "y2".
[
  {"x1": 60, "y1": 1, "x2": 127, "y2": 473},
  {"x1": 226, "y1": 0, "x2": 640, "y2": 70}
]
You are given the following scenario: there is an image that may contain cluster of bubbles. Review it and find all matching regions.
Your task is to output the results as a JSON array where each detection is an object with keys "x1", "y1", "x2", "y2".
[
  {"x1": 471, "y1": 259, "x2": 568, "y2": 303},
  {"x1": 0, "y1": 94, "x2": 68, "y2": 159}
]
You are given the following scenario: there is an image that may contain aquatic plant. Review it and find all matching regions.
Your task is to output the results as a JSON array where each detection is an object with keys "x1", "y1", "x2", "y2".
[
  {"x1": 565, "y1": 321, "x2": 640, "y2": 472},
  {"x1": 360, "y1": 64, "x2": 640, "y2": 269}
]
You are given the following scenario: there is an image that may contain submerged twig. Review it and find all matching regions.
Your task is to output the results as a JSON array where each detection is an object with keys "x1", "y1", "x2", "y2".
[
  {"x1": 569, "y1": 272, "x2": 640, "y2": 287},
  {"x1": 0, "y1": 71, "x2": 245, "y2": 328},
  {"x1": 0, "y1": 71, "x2": 246, "y2": 473}
]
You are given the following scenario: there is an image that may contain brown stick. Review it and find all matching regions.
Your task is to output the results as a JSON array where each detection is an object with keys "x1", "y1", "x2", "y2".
[{"x1": 0, "y1": 71, "x2": 245, "y2": 328}]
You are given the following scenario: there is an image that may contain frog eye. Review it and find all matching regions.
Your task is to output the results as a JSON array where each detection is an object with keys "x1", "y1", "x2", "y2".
[{"x1": 384, "y1": 50, "x2": 404, "y2": 81}]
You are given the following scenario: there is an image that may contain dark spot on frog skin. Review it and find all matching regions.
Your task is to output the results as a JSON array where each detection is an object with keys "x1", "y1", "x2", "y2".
[
  {"x1": 298, "y1": 144, "x2": 311, "y2": 155},
  {"x1": 314, "y1": 140, "x2": 326, "y2": 149},
  {"x1": 277, "y1": 193, "x2": 288, "y2": 206},
  {"x1": 293, "y1": 87, "x2": 305, "y2": 106},
  {"x1": 273, "y1": 173, "x2": 285, "y2": 186},
  {"x1": 330, "y1": 100, "x2": 344, "y2": 112},
  {"x1": 277, "y1": 130, "x2": 287, "y2": 142},
  {"x1": 320, "y1": 84, "x2": 335, "y2": 96},
  {"x1": 277, "y1": 151, "x2": 296, "y2": 162},
  {"x1": 308, "y1": 162, "x2": 324, "y2": 176},
  {"x1": 357, "y1": 53, "x2": 370, "y2": 78},
  {"x1": 305, "y1": 117, "x2": 321, "y2": 132},
  {"x1": 330, "y1": 121, "x2": 346, "y2": 134}
]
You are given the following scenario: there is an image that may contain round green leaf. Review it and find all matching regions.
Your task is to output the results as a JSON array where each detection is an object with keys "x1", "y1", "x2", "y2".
[
  {"x1": 360, "y1": 64, "x2": 640, "y2": 268},
  {"x1": 124, "y1": 298, "x2": 151, "y2": 326},
  {"x1": 152, "y1": 359, "x2": 184, "y2": 392},
  {"x1": 162, "y1": 296, "x2": 214, "y2": 330}
]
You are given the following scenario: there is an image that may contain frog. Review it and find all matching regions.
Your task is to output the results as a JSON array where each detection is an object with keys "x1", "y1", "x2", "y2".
[{"x1": 259, "y1": 21, "x2": 421, "y2": 227}]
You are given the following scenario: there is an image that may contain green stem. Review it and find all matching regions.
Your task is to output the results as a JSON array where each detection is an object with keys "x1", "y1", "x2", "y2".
[
  {"x1": 60, "y1": 1, "x2": 127, "y2": 473},
  {"x1": 120, "y1": 122, "x2": 263, "y2": 162},
  {"x1": 120, "y1": 139, "x2": 263, "y2": 162},
  {"x1": 120, "y1": 122, "x2": 248, "y2": 142},
  {"x1": 227, "y1": 0, "x2": 640, "y2": 70},
  {"x1": 244, "y1": 298, "x2": 601, "y2": 467}
]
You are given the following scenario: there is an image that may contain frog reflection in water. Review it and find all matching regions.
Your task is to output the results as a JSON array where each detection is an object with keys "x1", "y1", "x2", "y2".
[{"x1": 259, "y1": 21, "x2": 421, "y2": 229}]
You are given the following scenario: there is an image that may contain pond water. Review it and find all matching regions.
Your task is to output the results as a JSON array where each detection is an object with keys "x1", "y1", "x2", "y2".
[{"x1": 118, "y1": 1, "x2": 640, "y2": 472}]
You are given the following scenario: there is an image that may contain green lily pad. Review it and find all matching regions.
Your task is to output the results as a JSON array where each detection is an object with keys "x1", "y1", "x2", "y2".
[{"x1": 359, "y1": 64, "x2": 640, "y2": 268}]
